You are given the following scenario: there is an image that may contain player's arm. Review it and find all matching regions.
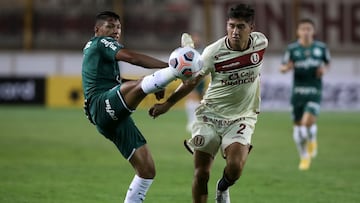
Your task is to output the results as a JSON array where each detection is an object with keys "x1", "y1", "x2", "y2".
[
  {"x1": 280, "y1": 48, "x2": 293, "y2": 73},
  {"x1": 316, "y1": 45, "x2": 331, "y2": 78},
  {"x1": 149, "y1": 74, "x2": 204, "y2": 118},
  {"x1": 116, "y1": 49, "x2": 168, "y2": 69},
  {"x1": 316, "y1": 63, "x2": 330, "y2": 78},
  {"x1": 280, "y1": 61, "x2": 294, "y2": 73}
]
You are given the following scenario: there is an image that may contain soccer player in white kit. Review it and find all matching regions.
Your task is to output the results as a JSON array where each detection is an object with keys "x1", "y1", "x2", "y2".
[{"x1": 149, "y1": 4, "x2": 268, "y2": 203}]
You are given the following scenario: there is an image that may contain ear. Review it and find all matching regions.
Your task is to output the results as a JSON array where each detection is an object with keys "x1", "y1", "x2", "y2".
[
  {"x1": 94, "y1": 25, "x2": 99, "y2": 33},
  {"x1": 250, "y1": 22, "x2": 255, "y2": 31}
]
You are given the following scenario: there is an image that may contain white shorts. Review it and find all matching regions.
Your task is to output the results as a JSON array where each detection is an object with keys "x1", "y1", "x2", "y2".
[{"x1": 188, "y1": 103, "x2": 257, "y2": 157}]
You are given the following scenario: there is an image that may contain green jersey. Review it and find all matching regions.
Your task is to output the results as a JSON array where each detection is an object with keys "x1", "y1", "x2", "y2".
[
  {"x1": 282, "y1": 41, "x2": 330, "y2": 105},
  {"x1": 82, "y1": 36, "x2": 123, "y2": 99}
]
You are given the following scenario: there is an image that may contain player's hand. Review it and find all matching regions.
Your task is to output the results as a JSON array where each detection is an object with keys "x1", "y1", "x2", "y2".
[
  {"x1": 154, "y1": 89, "x2": 165, "y2": 101},
  {"x1": 316, "y1": 66, "x2": 327, "y2": 78},
  {"x1": 148, "y1": 102, "x2": 171, "y2": 118},
  {"x1": 280, "y1": 61, "x2": 294, "y2": 73}
]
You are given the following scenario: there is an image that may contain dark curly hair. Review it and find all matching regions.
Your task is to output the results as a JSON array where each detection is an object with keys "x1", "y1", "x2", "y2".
[{"x1": 227, "y1": 4, "x2": 255, "y2": 24}]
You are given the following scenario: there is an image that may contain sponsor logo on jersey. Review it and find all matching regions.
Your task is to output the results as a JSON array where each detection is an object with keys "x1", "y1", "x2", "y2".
[
  {"x1": 202, "y1": 115, "x2": 245, "y2": 127},
  {"x1": 105, "y1": 99, "x2": 118, "y2": 120},
  {"x1": 214, "y1": 51, "x2": 231, "y2": 60},
  {"x1": 100, "y1": 38, "x2": 117, "y2": 51},
  {"x1": 294, "y1": 58, "x2": 322, "y2": 69},
  {"x1": 221, "y1": 74, "x2": 258, "y2": 86},
  {"x1": 294, "y1": 86, "x2": 318, "y2": 95},
  {"x1": 214, "y1": 49, "x2": 265, "y2": 72}
]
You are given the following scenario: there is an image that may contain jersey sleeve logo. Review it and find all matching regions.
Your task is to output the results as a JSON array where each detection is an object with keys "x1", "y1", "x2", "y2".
[{"x1": 83, "y1": 41, "x2": 92, "y2": 50}]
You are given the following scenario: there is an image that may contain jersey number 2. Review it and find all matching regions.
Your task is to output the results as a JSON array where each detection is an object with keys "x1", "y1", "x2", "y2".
[{"x1": 237, "y1": 124, "x2": 246, "y2": 134}]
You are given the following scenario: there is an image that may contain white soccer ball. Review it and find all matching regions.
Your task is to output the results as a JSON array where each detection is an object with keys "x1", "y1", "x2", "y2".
[{"x1": 168, "y1": 46, "x2": 203, "y2": 80}]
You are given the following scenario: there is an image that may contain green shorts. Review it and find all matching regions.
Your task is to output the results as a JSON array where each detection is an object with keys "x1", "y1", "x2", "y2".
[
  {"x1": 292, "y1": 101, "x2": 321, "y2": 122},
  {"x1": 89, "y1": 85, "x2": 146, "y2": 160}
]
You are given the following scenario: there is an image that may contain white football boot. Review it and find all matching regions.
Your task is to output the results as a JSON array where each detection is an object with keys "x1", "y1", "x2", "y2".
[
  {"x1": 181, "y1": 33, "x2": 195, "y2": 48},
  {"x1": 215, "y1": 180, "x2": 230, "y2": 203}
]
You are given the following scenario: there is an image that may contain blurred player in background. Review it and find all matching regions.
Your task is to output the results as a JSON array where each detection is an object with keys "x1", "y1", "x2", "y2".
[
  {"x1": 149, "y1": 4, "x2": 268, "y2": 203},
  {"x1": 82, "y1": 11, "x2": 180, "y2": 203},
  {"x1": 183, "y1": 32, "x2": 207, "y2": 132},
  {"x1": 280, "y1": 18, "x2": 330, "y2": 170}
]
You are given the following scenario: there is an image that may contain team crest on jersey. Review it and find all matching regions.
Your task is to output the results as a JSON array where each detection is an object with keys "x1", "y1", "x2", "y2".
[
  {"x1": 250, "y1": 53, "x2": 260, "y2": 64},
  {"x1": 313, "y1": 48, "x2": 322, "y2": 57}
]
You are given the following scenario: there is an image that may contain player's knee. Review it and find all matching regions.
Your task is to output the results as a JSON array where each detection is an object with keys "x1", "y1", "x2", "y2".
[
  {"x1": 194, "y1": 167, "x2": 210, "y2": 184},
  {"x1": 137, "y1": 165, "x2": 156, "y2": 179},
  {"x1": 226, "y1": 159, "x2": 245, "y2": 181}
]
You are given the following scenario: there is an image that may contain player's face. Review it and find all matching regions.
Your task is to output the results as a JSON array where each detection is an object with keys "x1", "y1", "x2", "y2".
[
  {"x1": 95, "y1": 18, "x2": 121, "y2": 41},
  {"x1": 226, "y1": 18, "x2": 254, "y2": 48},
  {"x1": 297, "y1": 22, "x2": 315, "y2": 41}
]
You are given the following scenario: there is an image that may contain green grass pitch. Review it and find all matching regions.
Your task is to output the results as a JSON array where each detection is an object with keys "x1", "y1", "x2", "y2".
[{"x1": 0, "y1": 106, "x2": 359, "y2": 203}]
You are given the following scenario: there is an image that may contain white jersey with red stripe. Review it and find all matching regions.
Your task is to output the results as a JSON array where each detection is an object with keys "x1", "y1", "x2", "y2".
[{"x1": 199, "y1": 32, "x2": 268, "y2": 118}]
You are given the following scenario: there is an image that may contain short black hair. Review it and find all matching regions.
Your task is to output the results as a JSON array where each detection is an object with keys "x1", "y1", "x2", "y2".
[
  {"x1": 227, "y1": 4, "x2": 255, "y2": 24},
  {"x1": 298, "y1": 18, "x2": 315, "y2": 27},
  {"x1": 95, "y1": 11, "x2": 120, "y2": 24}
]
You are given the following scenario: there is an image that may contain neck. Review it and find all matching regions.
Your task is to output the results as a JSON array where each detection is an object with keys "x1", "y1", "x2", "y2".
[
  {"x1": 299, "y1": 38, "x2": 313, "y2": 47},
  {"x1": 228, "y1": 38, "x2": 250, "y2": 51}
]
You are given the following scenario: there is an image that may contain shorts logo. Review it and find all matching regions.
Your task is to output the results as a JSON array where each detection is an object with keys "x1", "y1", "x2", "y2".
[
  {"x1": 105, "y1": 99, "x2": 118, "y2": 120},
  {"x1": 192, "y1": 135, "x2": 205, "y2": 147}
]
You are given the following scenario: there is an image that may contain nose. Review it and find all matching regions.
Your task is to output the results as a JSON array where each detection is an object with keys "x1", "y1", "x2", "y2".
[{"x1": 233, "y1": 27, "x2": 240, "y2": 35}]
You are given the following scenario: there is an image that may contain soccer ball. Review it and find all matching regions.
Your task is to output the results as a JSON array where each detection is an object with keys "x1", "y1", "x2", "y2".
[{"x1": 168, "y1": 46, "x2": 203, "y2": 80}]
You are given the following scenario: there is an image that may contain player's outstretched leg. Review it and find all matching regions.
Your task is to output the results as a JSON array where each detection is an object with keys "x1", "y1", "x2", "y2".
[{"x1": 141, "y1": 67, "x2": 177, "y2": 94}]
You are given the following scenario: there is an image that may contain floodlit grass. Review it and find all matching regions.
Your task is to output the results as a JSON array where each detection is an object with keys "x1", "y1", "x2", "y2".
[{"x1": 0, "y1": 107, "x2": 359, "y2": 202}]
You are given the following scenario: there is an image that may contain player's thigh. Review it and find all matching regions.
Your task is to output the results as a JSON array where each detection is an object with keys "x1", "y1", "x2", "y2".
[
  {"x1": 221, "y1": 117, "x2": 257, "y2": 157},
  {"x1": 291, "y1": 104, "x2": 305, "y2": 123},
  {"x1": 190, "y1": 121, "x2": 221, "y2": 157},
  {"x1": 302, "y1": 101, "x2": 320, "y2": 126},
  {"x1": 97, "y1": 116, "x2": 147, "y2": 160},
  {"x1": 225, "y1": 143, "x2": 249, "y2": 164},
  {"x1": 120, "y1": 80, "x2": 147, "y2": 109},
  {"x1": 91, "y1": 85, "x2": 134, "y2": 127}
]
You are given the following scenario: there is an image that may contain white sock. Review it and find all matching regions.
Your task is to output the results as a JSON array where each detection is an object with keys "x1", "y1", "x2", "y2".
[
  {"x1": 140, "y1": 67, "x2": 176, "y2": 94},
  {"x1": 124, "y1": 175, "x2": 153, "y2": 203},
  {"x1": 309, "y1": 124, "x2": 317, "y2": 142},
  {"x1": 293, "y1": 126, "x2": 309, "y2": 158},
  {"x1": 185, "y1": 100, "x2": 199, "y2": 132}
]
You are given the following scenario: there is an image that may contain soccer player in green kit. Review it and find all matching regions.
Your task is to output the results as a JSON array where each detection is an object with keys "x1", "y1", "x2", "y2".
[
  {"x1": 82, "y1": 11, "x2": 180, "y2": 202},
  {"x1": 280, "y1": 19, "x2": 331, "y2": 170}
]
